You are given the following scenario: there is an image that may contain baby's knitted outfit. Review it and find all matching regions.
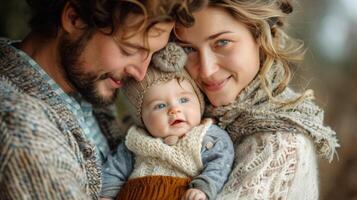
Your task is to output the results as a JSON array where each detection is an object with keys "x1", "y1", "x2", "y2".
[{"x1": 126, "y1": 121, "x2": 208, "y2": 179}]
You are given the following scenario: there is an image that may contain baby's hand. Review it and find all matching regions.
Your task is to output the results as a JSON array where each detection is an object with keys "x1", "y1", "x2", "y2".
[{"x1": 181, "y1": 188, "x2": 207, "y2": 200}]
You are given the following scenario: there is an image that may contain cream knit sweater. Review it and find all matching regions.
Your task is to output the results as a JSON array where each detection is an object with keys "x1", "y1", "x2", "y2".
[{"x1": 217, "y1": 132, "x2": 318, "y2": 200}]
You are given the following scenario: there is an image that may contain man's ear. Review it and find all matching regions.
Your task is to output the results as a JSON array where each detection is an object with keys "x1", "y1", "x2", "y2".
[{"x1": 61, "y1": 2, "x2": 86, "y2": 34}]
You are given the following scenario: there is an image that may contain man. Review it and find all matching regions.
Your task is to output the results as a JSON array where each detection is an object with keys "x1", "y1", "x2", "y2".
[{"x1": 0, "y1": 0, "x2": 205, "y2": 199}]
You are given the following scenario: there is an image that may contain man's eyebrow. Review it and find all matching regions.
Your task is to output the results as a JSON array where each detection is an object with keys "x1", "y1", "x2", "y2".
[
  {"x1": 122, "y1": 26, "x2": 168, "y2": 51},
  {"x1": 122, "y1": 41, "x2": 150, "y2": 52},
  {"x1": 151, "y1": 26, "x2": 166, "y2": 35},
  {"x1": 112, "y1": 35, "x2": 151, "y2": 52}
]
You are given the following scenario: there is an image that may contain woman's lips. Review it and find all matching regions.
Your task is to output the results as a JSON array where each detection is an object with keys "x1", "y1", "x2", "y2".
[{"x1": 202, "y1": 76, "x2": 230, "y2": 92}]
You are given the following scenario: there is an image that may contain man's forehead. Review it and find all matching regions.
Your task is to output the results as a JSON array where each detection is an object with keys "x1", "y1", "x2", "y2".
[
  {"x1": 115, "y1": 21, "x2": 173, "y2": 47},
  {"x1": 120, "y1": 21, "x2": 173, "y2": 36},
  {"x1": 145, "y1": 22, "x2": 174, "y2": 40}
]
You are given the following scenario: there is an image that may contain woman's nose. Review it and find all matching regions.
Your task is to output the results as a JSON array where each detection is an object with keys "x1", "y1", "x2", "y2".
[{"x1": 199, "y1": 49, "x2": 219, "y2": 78}]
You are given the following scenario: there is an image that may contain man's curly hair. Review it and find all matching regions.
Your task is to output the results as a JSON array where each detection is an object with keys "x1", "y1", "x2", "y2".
[{"x1": 26, "y1": 0, "x2": 207, "y2": 38}]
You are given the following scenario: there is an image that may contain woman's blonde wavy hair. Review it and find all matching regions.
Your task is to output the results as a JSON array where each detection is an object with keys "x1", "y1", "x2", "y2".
[{"x1": 208, "y1": 0, "x2": 313, "y2": 106}]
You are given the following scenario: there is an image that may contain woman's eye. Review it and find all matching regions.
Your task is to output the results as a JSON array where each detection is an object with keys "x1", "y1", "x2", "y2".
[
  {"x1": 182, "y1": 46, "x2": 196, "y2": 54},
  {"x1": 154, "y1": 103, "x2": 166, "y2": 110},
  {"x1": 179, "y1": 97, "x2": 189, "y2": 104},
  {"x1": 215, "y1": 39, "x2": 230, "y2": 48}
]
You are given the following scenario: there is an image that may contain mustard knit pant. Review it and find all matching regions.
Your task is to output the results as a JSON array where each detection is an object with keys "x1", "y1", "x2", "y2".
[{"x1": 116, "y1": 176, "x2": 191, "y2": 200}]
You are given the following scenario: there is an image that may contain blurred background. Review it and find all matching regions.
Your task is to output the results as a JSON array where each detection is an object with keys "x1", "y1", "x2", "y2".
[{"x1": 1, "y1": 0, "x2": 356, "y2": 199}]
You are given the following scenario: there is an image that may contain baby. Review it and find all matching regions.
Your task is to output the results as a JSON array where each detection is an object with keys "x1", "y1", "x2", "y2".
[{"x1": 100, "y1": 43, "x2": 234, "y2": 200}]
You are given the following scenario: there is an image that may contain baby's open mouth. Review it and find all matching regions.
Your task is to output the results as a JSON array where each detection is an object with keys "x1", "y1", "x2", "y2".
[{"x1": 170, "y1": 119, "x2": 185, "y2": 126}]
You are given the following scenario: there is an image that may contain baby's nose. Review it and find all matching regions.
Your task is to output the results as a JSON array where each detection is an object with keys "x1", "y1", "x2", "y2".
[{"x1": 168, "y1": 107, "x2": 181, "y2": 115}]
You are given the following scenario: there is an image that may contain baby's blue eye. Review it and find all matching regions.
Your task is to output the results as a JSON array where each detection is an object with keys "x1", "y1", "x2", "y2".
[
  {"x1": 179, "y1": 97, "x2": 189, "y2": 104},
  {"x1": 154, "y1": 103, "x2": 166, "y2": 110},
  {"x1": 182, "y1": 46, "x2": 196, "y2": 54}
]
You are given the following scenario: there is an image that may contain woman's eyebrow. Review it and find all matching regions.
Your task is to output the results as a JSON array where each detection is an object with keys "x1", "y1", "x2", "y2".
[
  {"x1": 176, "y1": 31, "x2": 233, "y2": 45},
  {"x1": 207, "y1": 31, "x2": 233, "y2": 41}
]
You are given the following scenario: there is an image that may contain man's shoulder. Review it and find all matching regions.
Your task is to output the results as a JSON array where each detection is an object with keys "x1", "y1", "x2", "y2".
[
  {"x1": 0, "y1": 75, "x2": 20, "y2": 97},
  {"x1": 0, "y1": 79, "x2": 70, "y2": 155},
  {"x1": 0, "y1": 76, "x2": 45, "y2": 112},
  {"x1": 0, "y1": 77, "x2": 56, "y2": 136}
]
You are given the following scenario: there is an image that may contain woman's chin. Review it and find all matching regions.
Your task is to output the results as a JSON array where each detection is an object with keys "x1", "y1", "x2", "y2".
[
  {"x1": 205, "y1": 82, "x2": 240, "y2": 107},
  {"x1": 209, "y1": 97, "x2": 235, "y2": 107}
]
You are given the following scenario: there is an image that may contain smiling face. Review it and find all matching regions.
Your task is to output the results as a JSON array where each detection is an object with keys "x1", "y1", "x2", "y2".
[
  {"x1": 176, "y1": 6, "x2": 261, "y2": 106},
  {"x1": 60, "y1": 12, "x2": 174, "y2": 106},
  {"x1": 141, "y1": 79, "x2": 202, "y2": 139}
]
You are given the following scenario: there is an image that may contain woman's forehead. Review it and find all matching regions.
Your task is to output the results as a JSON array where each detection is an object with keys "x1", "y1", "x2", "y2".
[{"x1": 175, "y1": 7, "x2": 239, "y2": 42}]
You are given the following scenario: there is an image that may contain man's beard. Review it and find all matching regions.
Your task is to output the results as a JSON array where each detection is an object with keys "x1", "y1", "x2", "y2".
[{"x1": 58, "y1": 32, "x2": 118, "y2": 107}]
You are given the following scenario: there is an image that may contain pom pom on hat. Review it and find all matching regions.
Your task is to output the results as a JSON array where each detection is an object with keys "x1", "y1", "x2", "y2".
[{"x1": 152, "y1": 42, "x2": 187, "y2": 72}]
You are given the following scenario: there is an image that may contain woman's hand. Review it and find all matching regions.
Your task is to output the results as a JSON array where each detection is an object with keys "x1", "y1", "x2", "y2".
[{"x1": 182, "y1": 188, "x2": 207, "y2": 200}]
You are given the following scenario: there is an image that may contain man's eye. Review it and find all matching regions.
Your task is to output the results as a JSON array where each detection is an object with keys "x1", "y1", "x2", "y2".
[
  {"x1": 182, "y1": 46, "x2": 196, "y2": 54},
  {"x1": 179, "y1": 97, "x2": 189, "y2": 104},
  {"x1": 154, "y1": 103, "x2": 166, "y2": 110},
  {"x1": 112, "y1": 36, "x2": 137, "y2": 56},
  {"x1": 120, "y1": 46, "x2": 137, "y2": 56}
]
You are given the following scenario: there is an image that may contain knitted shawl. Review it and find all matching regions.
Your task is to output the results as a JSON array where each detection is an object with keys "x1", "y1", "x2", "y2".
[
  {"x1": 205, "y1": 63, "x2": 339, "y2": 162},
  {"x1": 205, "y1": 63, "x2": 339, "y2": 199}
]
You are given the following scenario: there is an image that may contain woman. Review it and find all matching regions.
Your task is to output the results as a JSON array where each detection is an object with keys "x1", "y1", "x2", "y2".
[{"x1": 175, "y1": 0, "x2": 339, "y2": 199}]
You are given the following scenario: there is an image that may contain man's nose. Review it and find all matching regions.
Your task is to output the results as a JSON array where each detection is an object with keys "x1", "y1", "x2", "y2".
[{"x1": 127, "y1": 54, "x2": 152, "y2": 81}]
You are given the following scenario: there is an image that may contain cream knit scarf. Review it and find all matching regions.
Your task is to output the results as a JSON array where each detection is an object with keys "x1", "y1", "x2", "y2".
[{"x1": 205, "y1": 63, "x2": 339, "y2": 162}]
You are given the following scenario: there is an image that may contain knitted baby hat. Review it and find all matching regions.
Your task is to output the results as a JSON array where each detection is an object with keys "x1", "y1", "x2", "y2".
[{"x1": 121, "y1": 43, "x2": 204, "y2": 127}]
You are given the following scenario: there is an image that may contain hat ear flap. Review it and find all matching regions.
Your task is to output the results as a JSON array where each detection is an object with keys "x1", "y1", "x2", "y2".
[{"x1": 152, "y1": 42, "x2": 187, "y2": 72}]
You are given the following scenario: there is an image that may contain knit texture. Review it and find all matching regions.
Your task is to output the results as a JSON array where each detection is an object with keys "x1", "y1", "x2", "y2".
[
  {"x1": 125, "y1": 121, "x2": 212, "y2": 179},
  {"x1": 152, "y1": 42, "x2": 187, "y2": 72},
  {"x1": 0, "y1": 38, "x2": 121, "y2": 199},
  {"x1": 121, "y1": 66, "x2": 204, "y2": 126},
  {"x1": 204, "y1": 62, "x2": 339, "y2": 199}
]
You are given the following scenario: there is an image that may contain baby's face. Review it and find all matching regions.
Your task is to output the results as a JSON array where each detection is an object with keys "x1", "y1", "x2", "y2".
[{"x1": 141, "y1": 79, "x2": 201, "y2": 139}]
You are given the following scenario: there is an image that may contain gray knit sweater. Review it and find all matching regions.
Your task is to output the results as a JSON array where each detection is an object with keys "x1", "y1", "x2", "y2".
[{"x1": 0, "y1": 38, "x2": 121, "y2": 199}]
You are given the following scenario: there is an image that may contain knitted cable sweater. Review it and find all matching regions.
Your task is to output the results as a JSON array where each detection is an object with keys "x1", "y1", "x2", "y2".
[
  {"x1": 0, "y1": 38, "x2": 121, "y2": 199},
  {"x1": 206, "y1": 63, "x2": 339, "y2": 200}
]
